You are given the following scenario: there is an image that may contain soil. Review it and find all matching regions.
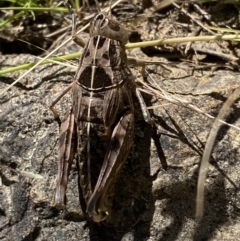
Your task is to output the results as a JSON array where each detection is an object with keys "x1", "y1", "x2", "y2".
[{"x1": 1, "y1": 1, "x2": 240, "y2": 240}]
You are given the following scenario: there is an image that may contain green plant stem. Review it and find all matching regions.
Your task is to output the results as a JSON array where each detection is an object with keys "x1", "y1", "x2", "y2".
[
  {"x1": 126, "y1": 34, "x2": 240, "y2": 49},
  {"x1": 0, "y1": 11, "x2": 25, "y2": 27},
  {"x1": 0, "y1": 7, "x2": 68, "y2": 12},
  {"x1": 0, "y1": 52, "x2": 81, "y2": 75}
]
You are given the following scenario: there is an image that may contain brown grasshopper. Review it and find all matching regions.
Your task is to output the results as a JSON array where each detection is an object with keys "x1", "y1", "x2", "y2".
[{"x1": 50, "y1": 3, "x2": 151, "y2": 222}]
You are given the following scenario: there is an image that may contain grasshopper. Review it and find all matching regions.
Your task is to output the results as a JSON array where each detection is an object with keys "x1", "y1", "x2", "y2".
[{"x1": 50, "y1": 3, "x2": 151, "y2": 222}]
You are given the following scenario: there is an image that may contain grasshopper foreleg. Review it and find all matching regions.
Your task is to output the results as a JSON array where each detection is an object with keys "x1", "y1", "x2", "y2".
[{"x1": 49, "y1": 83, "x2": 73, "y2": 122}]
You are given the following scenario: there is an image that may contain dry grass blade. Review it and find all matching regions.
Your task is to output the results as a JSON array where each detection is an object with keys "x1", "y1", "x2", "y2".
[
  {"x1": 0, "y1": 22, "x2": 89, "y2": 96},
  {"x1": 196, "y1": 87, "x2": 240, "y2": 220},
  {"x1": 138, "y1": 77, "x2": 240, "y2": 132},
  {"x1": 154, "y1": 0, "x2": 177, "y2": 10}
]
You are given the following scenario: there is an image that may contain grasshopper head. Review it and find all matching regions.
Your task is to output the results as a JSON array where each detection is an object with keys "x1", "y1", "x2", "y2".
[{"x1": 90, "y1": 13, "x2": 129, "y2": 45}]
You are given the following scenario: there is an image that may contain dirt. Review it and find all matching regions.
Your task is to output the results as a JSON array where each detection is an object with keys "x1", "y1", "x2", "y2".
[{"x1": 1, "y1": 1, "x2": 240, "y2": 240}]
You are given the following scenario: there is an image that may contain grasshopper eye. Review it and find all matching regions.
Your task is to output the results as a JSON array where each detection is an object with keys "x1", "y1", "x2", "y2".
[{"x1": 108, "y1": 19, "x2": 120, "y2": 32}]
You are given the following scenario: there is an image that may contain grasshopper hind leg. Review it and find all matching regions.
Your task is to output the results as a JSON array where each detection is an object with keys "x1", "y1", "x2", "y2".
[
  {"x1": 54, "y1": 107, "x2": 77, "y2": 208},
  {"x1": 87, "y1": 110, "x2": 134, "y2": 222}
]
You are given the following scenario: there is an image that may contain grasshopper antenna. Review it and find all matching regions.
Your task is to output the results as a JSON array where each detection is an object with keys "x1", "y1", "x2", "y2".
[
  {"x1": 64, "y1": 1, "x2": 76, "y2": 39},
  {"x1": 64, "y1": 0, "x2": 85, "y2": 48}
]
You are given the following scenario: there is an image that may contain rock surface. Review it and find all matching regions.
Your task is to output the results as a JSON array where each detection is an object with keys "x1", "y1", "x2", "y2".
[{"x1": 1, "y1": 51, "x2": 240, "y2": 241}]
